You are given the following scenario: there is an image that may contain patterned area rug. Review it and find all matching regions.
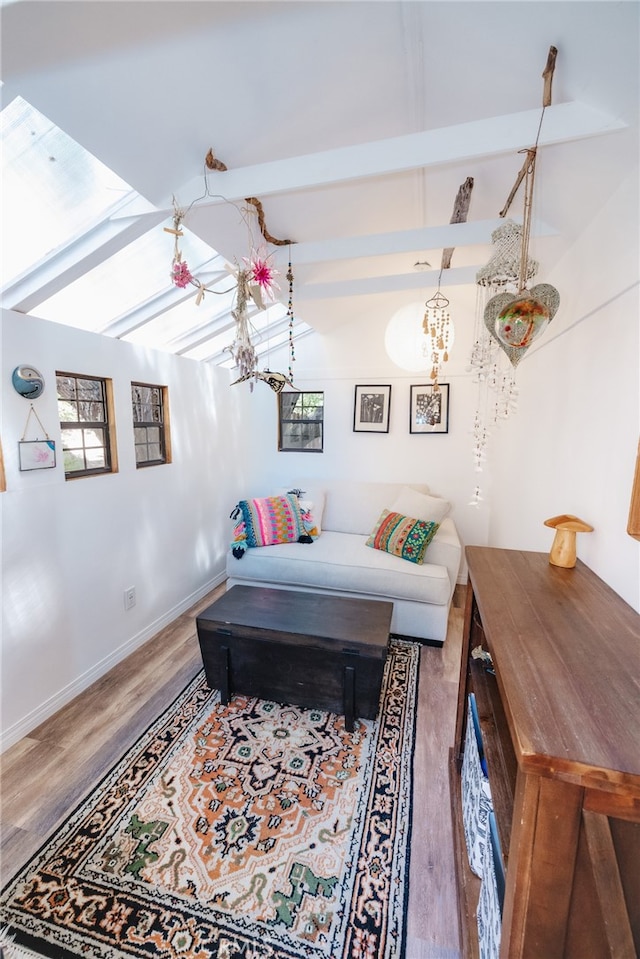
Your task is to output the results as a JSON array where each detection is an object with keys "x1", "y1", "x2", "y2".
[{"x1": 1, "y1": 639, "x2": 419, "y2": 959}]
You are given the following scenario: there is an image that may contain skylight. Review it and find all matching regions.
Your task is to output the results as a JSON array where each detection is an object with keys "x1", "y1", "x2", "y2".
[
  {"x1": 1, "y1": 95, "x2": 135, "y2": 285},
  {"x1": 34, "y1": 219, "x2": 225, "y2": 334},
  {"x1": 1, "y1": 95, "x2": 309, "y2": 367}
]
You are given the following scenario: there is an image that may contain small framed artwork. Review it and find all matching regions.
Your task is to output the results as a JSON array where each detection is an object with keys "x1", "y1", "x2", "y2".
[
  {"x1": 353, "y1": 385, "x2": 391, "y2": 433},
  {"x1": 410, "y1": 384, "x2": 450, "y2": 434},
  {"x1": 18, "y1": 440, "x2": 56, "y2": 471}
]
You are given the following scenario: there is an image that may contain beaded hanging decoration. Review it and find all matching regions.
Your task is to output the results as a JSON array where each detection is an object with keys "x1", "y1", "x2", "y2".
[
  {"x1": 422, "y1": 284, "x2": 451, "y2": 389},
  {"x1": 286, "y1": 248, "x2": 295, "y2": 384},
  {"x1": 467, "y1": 221, "x2": 535, "y2": 506}
]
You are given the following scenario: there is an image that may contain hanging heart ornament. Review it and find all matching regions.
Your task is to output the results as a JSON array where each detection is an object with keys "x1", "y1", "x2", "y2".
[{"x1": 484, "y1": 284, "x2": 560, "y2": 367}]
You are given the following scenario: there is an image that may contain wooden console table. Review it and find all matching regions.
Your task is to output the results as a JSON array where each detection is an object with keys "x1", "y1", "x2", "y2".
[{"x1": 450, "y1": 547, "x2": 640, "y2": 958}]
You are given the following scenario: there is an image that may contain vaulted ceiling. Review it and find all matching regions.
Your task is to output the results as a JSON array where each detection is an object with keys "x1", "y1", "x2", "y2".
[{"x1": 1, "y1": 1, "x2": 638, "y2": 365}]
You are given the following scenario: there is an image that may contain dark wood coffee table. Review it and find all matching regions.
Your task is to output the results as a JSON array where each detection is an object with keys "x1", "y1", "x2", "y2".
[{"x1": 196, "y1": 586, "x2": 393, "y2": 730}]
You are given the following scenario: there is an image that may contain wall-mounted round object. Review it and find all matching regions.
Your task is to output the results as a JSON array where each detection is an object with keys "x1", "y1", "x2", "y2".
[
  {"x1": 384, "y1": 302, "x2": 455, "y2": 372},
  {"x1": 12, "y1": 365, "x2": 45, "y2": 399}
]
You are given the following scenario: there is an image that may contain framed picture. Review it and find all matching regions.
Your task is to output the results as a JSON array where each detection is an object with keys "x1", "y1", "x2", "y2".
[
  {"x1": 410, "y1": 384, "x2": 450, "y2": 434},
  {"x1": 353, "y1": 385, "x2": 391, "y2": 433},
  {"x1": 18, "y1": 439, "x2": 56, "y2": 471}
]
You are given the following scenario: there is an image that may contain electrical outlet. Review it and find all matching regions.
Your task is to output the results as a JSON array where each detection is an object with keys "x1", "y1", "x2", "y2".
[{"x1": 124, "y1": 586, "x2": 136, "y2": 610}]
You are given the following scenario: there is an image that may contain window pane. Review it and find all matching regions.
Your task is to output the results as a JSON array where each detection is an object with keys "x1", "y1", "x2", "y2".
[
  {"x1": 77, "y1": 378, "x2": 103, "y2": 400},
  {"x1": 131, "y1": 382, "x2": 168, "y2": 467},
  {"x1": 86, "y1": 401, "x2": 106, "y2": 422},
  {"x1": 279, "y1": 391, "x2": 323, "y2": 451},
  {"x1": 300, "y1": 424, "x2": 323, "y2": 448},
  {"x1": 83, "y1": 428, "x2": 105, "y2": 449},
  {"x1": 58, "y1": 400, "x2": 78, "y2": 422},
  {"x1": 57, "y1": 372, "x2": 113, "y2": 477},
  {"x1": 57, "y1": 376, "x2": 76, "y2": 400},
  {"x1": 281, "y1": 394, "x2": 300, "y2": 417},
  {"x1": 64, "y1": 450, "x2": 86, "y2": 473},
  {"x1": 61, "y1": 428, "x2": 81, "y2": 449},
  {"x1": 85, "y1": 447, "x2": 106, "y2": 468}
]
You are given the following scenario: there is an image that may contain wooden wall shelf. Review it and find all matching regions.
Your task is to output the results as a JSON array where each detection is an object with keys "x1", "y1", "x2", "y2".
[{"x1": 450, "y1": 546, "x2": 640, "y2": 959}]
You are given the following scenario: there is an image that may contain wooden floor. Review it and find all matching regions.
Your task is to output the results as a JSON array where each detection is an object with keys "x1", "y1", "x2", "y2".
[{"x1": 0, "y1": 584, "x2": 464, "y2": 959}]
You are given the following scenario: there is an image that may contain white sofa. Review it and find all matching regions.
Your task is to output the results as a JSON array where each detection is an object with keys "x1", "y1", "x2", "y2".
[{"x1": 225, "y1": 480, "x2": 462, "y2": 645}]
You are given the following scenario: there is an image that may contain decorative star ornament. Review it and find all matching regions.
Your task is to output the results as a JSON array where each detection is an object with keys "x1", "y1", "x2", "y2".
[{"x1": 484, "y1": 283, "x2": 560, "y2": 367}]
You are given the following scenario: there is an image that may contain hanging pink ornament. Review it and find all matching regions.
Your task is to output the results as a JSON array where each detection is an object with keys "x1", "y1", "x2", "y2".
[
  {"x1": 243, "y1": 251, "x2": 280, "y2": 301},
  {"x1": 172, "y1": 260, "x2": 193, "y2": 289}
]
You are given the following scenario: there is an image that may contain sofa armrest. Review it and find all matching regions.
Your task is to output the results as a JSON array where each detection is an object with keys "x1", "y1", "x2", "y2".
[{"x1": 426, "y1": 517, "x2": 462, "y2": 592}]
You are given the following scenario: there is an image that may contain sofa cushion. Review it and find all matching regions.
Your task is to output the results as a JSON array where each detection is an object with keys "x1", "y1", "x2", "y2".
[
  {"x1": 227, "y1": 530, "x2": 452, "y2": 606},
  {"x1": 320, "y1": 481, "x2": 430, "y2": 534},
  {"x1": 231, "y1": 494, "x2": 313, "y2": 555},
  {"x1": 391, "y1": 486, "x2": 451, "y2": 524},
  {"x1": 366, "y1": 509, "x2": 440, "y2": 564}
]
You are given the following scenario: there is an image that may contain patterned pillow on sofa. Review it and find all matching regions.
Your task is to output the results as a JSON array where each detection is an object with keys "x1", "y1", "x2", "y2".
[
  {"x1": 230, "y1": 494, "x2": 315, "y2": 558},
  {"x1": 365, "y1": 509, "x2": 439, "y2": 565}
]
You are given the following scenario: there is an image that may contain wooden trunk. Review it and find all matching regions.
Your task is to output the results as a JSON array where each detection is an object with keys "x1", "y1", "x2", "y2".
[{"x1": 196, "y1": 586, "x2": 392, "y2": 730}]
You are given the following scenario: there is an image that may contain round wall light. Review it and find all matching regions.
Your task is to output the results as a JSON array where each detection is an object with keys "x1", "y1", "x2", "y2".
[{"x1": 384, "y1": 302, "x2": 455, "y2": 373}]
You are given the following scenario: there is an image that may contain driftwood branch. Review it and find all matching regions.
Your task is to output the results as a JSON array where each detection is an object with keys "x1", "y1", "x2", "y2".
[
  {"x1": 440, "y1": 176, "x2": 474, "y2": 270},
  {"x1": 205, "y1": 148, "x2": 227, "y2": 172},
  {"x1": 499, "y1": 45, "x2": 558, "y2": 217},
  {"x1": 499, "y1": 148, "x2": 536, "y2": 218},
  {"x1": 245, "y1": 197, "x2": 296, "y2": 247},
  {"x1": 542, "y1": 45, "x2": 558, "y2": 108},
  {"x1": 202, "y1": 148, "x2": 295, "y2": 246}
]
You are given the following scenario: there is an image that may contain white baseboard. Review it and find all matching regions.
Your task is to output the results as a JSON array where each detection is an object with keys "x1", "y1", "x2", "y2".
[{"x1": 0, "y1": 573, "x2": 225, "y2": 753}]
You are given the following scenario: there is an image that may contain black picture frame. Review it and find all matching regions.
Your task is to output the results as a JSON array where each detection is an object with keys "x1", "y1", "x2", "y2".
[
  {"x1": 409, "y1": 384, "x2": 449, "y2": 434},
  {"x1": 353, "y1": 385, "x2": 391, "y2": 433}
]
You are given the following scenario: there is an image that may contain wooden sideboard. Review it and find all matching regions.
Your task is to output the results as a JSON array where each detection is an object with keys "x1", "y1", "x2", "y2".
[{"x1": 450, "y1": 546, "x2": 640, "y2": 959}]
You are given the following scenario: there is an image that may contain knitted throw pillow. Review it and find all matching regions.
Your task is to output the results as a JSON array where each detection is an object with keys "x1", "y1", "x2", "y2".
[
  {"x1": 230, "y1": 494, "x2": 313, "y2": 558},
  {"x1": 365, "y1": 509, "x2": 439, "y2": 564}
]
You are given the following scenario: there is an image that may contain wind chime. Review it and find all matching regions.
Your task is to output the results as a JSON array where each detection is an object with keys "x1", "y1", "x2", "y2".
[
  {"x1": 421, "y1": 177, "x2": 474, "y2": 392},
  {"x1": 166, "y1": 151, "x2": 298, "y2": 393},
  {"x1": 468, "y1": 45, "x2": 560, "y2": 506},
  {"x1": 422, "y1": 284, "x2": 451, "y2": 389}
]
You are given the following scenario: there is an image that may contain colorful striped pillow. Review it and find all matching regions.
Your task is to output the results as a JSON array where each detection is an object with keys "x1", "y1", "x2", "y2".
[
  {"x1": 366, "y1": 509, "x2": 439, "y2": 564},
  {"x1": 231, "y1": 494, "x2": 313, "y2": 558}
]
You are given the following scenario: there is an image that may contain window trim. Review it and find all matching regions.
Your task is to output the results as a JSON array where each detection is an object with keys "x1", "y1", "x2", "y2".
[
  {"x1": 278, "y1": 390, "x2": 324, "y2": 453},
  {"x1": 131, "y1": 381, "x2": 172, "y2": 468},
  {"x1": 56, "y1": 371, "x2": 118, "y2": 479}
]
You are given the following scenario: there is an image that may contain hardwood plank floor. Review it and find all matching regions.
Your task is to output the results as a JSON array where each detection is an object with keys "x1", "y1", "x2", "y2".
[{"x1": 0, "y1": 585, "x2": 464, "y2": 958}]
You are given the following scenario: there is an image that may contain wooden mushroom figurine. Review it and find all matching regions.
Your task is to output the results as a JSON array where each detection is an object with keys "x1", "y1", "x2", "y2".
[{"x1": 544, "y1": 514, "x2": 594, "y2": 568}]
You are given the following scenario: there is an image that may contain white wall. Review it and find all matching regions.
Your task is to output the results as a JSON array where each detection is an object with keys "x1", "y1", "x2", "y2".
[
  {"x1": 1, "y1": 310, "x2": 250, "y2": 749},
  {"x1": 234, "y1": 286, "x2": 491, "y2": 565},
  {"x1": 489, "y1": 169, "x2": 640, "y2": 610},
  {"x1": 238, "y1": 174, "x2": 640, "y2": 613}
]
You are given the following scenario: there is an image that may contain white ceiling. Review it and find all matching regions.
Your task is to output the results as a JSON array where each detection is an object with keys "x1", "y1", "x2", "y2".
[{"x1": 1, "y1": 1, "x2": 638, "y2": 355}]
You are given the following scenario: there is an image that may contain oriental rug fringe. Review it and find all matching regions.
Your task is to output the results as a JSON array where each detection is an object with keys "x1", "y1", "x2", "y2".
[{"x1": 0, "y1": 639, "x2": 419, "y2": 959}]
